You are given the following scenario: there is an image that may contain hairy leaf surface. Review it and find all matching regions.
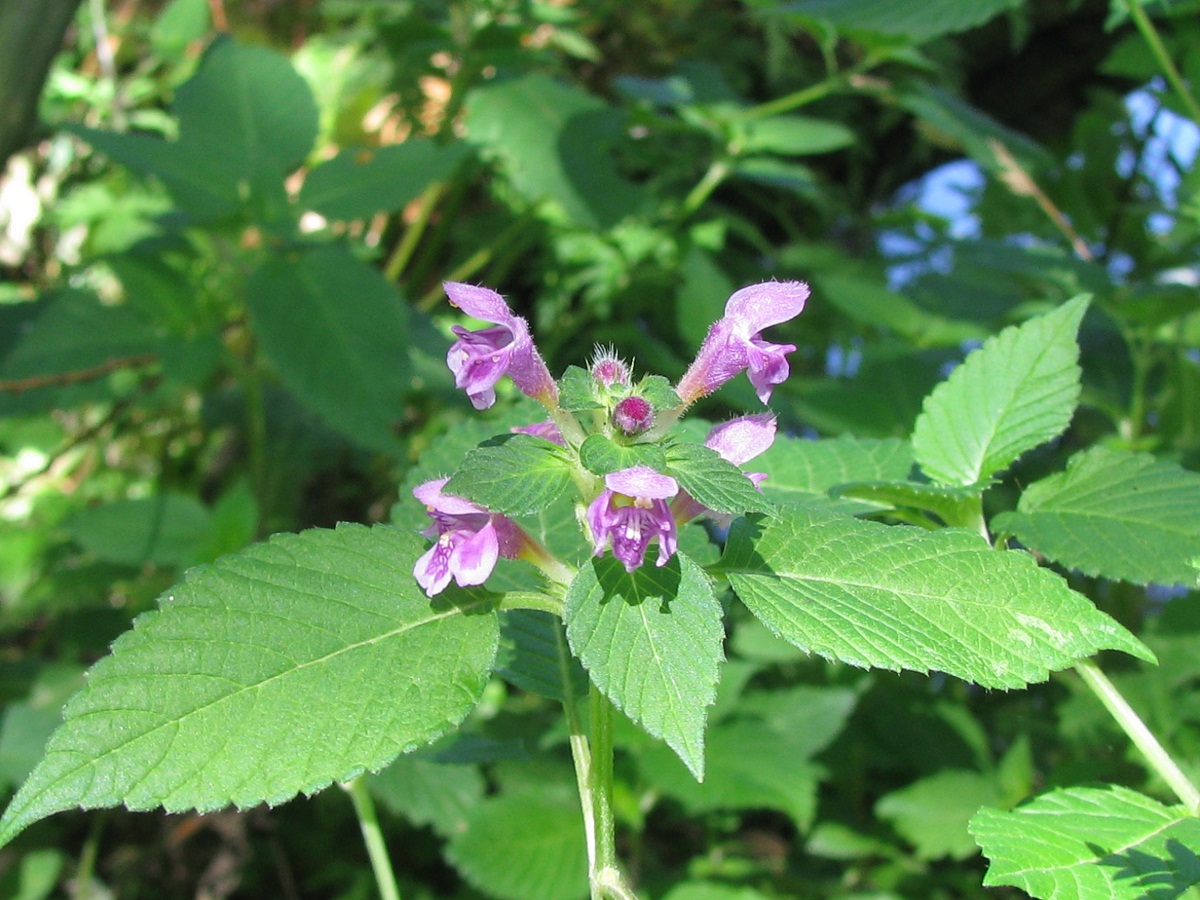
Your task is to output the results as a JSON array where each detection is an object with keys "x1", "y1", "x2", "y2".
[
  {"x1": 565, "y1": 553, "x2": 724, "y2": 779},
  {"x1": 445, "y1": 434, "x2": 576, "y2": 516},
  {"x1": 971, "y1": 785, "x2": 1200, "y2": 899},
  {"x1": 716, "y1": 508, "x2": 1151, "y2": 689},
  {"x1": 993, "y1": 446, "x2": 1200, "y2": 586},
  {"x1": 0, "y1": 524, "x2": 499, "y2": 848},
  {"x1": 913, "y1": 296, "x2": 1088, "y2": 486}
]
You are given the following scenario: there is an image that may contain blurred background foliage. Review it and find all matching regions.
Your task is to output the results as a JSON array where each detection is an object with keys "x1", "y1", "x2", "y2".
[{"x1": 0, "y1": 0, "x2": 1198, "y2": 897}]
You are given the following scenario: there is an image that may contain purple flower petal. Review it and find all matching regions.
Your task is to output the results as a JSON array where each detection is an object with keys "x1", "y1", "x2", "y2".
[
  {"x1": 605, "y1": 465, "x2": 679, "y2": 500},
  {"x1": 724, "y1": 281, "x2": 810, "y2": 333},
  {"x1": 587, "y1": 467, "x2": 680, "y2": 572},
  {"x1": 411, "y1": 478, "x2": 519, "y2": 596},
  {"x1": 704, "y1": 413, "x2": 777, "y2": 466}
]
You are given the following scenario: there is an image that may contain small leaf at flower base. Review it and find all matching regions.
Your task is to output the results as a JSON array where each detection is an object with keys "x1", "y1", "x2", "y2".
[
  {"x1": 912, "y1": 295, "x2": 1089, "y2": 487},
  {"x1": 558, "y1": 365, "x2": 603, "y2": 412},
  {"x1": 579, "y1": 434, "x2": 668, "y2": 477},
  {"x1": 447, "y1": 786, "x2": 588, "y2": 900},
  {"x1": 970, "y1": 784, "x2": 1200, "y2": 899},
  {"x1": 715, "y1": 508, "x2": 1152, "y2": 690},
  {"x1": 638, "y1": 374, "x2": 682, "y2": 411},
  {"x1": 0, "y1": 524, "x2": 500, "y2": 849},
  {"x1": 445, "y1": 434, "x2": 576, "y2": 516},
  {"x1": 565, "y1": 553, "x2": 725, "y2": 780},
  {"x1": 832, "y1": 479, "x2": 986, "y2": 527},
  {"x1": 876, "y1": 770, "x2": 1000, "y2": 860},
  {"x1": 666, "y1": 442, "x2": 774, "y2": 516},
  {"x1": 992, "y1": 446, "x2": 1200, "y2": 587}
]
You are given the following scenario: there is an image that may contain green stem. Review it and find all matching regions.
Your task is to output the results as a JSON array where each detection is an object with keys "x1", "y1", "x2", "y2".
[
  {"x1": 384, "y1": 181, "x2": 447, "y2": 284},
  {"x1": 344, "y1": 775, "x2": 403, "y2": 900},
  {"x1": 1124, "y1": 0, "x2": 1200, "y2": 128},
  {"x1": 240, "y1": 341, "x2": 270, "y2": 539},
  {"x1": 731, "y1": 52, "x2": 887, "y2": 122},
  {"x1": 564, "y1": 686, "x2": 599, "y2": 897},
  {"x1": 497, "y1": 590, "x2": 566, "y2": 616},
  {"x1": 588, "y1": 685, "x2": 637, "y2": 899},
  {"x1": 1075, "y1": 659, "x2": 1200, "y2": 815},
  {"x1": 679, "y1": 159, "x2": 730, "y2": 220}
]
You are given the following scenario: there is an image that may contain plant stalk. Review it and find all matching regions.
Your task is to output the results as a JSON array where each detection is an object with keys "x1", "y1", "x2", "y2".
[
  {"x1": 344, "y1": 775, "x2": 403, "y2": 900},
  {"x1": 1075, "y1": 659, "x2": 1200, "y2": 816},
  {"x1": 1124, "y1": 0, "x2": 1200, "y2": 128}
]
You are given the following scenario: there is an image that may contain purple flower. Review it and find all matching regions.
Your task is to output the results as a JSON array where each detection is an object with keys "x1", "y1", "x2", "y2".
[
  {"x1": 412, "y1": 478, "x2": 522, "y2": 597},
  {"x1": 444, "y1": 282, "x2": 558, "y2": 410},
  {"x1": 587, "y1": 466, "x2": 680, "y2": 572},
  {"x1": 672, "y1": 414, "x2": 777, "y2": 525},
  {"x1": 676, "y1": 281, "x2": 809, "y2": 404},
  {"x1": 510, "y1": 420, "x2": 565, "y2": 446}
]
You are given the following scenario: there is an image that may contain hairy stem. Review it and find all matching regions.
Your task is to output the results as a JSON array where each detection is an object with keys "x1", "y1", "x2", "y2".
[
  {"x1": 344, "y1": 775, "x2": 402, "y2": 900},
  {"x1": 1075, "y1": 660, "x2": 1200, "y2": 816}
]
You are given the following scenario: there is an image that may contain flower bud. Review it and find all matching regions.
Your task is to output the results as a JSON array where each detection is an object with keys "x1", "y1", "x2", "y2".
[
  {"x1": 589, "y1": 345, "x2": 630, "y2": 390},
  {"x1": 613, "y1": 395, "x2": 654, "y2": 435}
]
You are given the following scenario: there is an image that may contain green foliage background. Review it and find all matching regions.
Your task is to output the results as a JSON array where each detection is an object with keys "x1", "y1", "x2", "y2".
[{"x1": 0, "y1": 0, "x2": 1198, "y2": 898}]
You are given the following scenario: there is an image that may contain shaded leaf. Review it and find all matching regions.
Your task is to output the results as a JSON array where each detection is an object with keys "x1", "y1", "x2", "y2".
[
  {"x1": 877, "y1": 770, "x2": 999, "y2": 860},
  {"x1": 495, "y1": 609, "x2": 588, "y2": 702},
  {"x1": 246, "y1": 245, "x2": 411, "y2": 451},
  {"x1": 369, "y1": 754, "x2": 485, "y2": 838},
  {"x1": 754, "y1": 433, "x2": 914, "y2": 511},
  {"x1": 778, "y1": 0, "x2": 1024, "y2": 42}
]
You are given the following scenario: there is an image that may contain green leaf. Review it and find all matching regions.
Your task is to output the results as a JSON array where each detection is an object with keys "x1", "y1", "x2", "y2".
[
  {"x1": 638, "y1": 374, "x2": 681, "y2": 412},
  {"x1": 0, "y1": 289, "x2": 160, "y2": 415},
  {"x1": 369, "y1": 754, "x2": 485, "y2": 838},
  {"x1": 779, "y1": 0, "x2": 1023, "y2": 41},
  {"x1": 299, "y1": 140, "x2": 471, "y2": 220},
  {"x1": 66, "y1": 493, "x2": 212, "y2": 568},
  {"x1": 992, "y1": 447, "x2": 1200, "y2": 587},
  {"x1": 565, "y1": 553, "x2": 724, "y2": 779},
  {"x1": 971, "y1": 785, "x2": 1200, "y2": 899},
  {"x1": 445, "y1": 434, "x2": 576, "y2": 516},
  {"x1": 912, "y1": 296, "x2": 1090, "y2": 487},
  {"x1": 558, "y1": 366, "x2": 602, "y2": 412},
  {"x1": 666, "y1": 442, "x2": 773, "y2": 516},
  {"x1": 663, "y1": 884, "x2": 771, "y2": 900},
  {"x1": 754, "y1": 433, "x2": 914, "y2": 511},
  {"x1": 736, "y1": 115, "x2": 855, "y2": 156},
  {"x1": 447, "y1": 786, "x2": 588, "y2": 900},
  {"x1": 637, "y1": 718, "x2": 822, "y2": 830},
  {"x1": 715, "y1": 508, "x2": 1152, "y2": 690},
  {"x1": 579, "y1": 434, "x2": 668, "y2": 477},
  {"x1": 73, "y1": 37, "x2": 317, "y2": 220},
  {"x1": 495, "y1": 609, "x2": 588, "y2": 702},
  {"x1": 0, "y1": 524, "x2": 499, "y2": 849},
  {"x1": 816, "y1": 274, "x2": 984, "y2": 346},
  {"x1": 735, "y1": 684, "x2": 858, "y2": 758},
  {"x1": 465, "y1": 73, "x2": 644, "y2": 229},
  {"x1": 245, "y1": 245, "x2": 411, "y2": 451},
  {"x1": 876, "y1": 770, "x2": 999, "y2": 860}
]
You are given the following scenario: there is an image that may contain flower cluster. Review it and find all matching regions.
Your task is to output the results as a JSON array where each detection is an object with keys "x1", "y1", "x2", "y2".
[{"x1": 412, "y1": 280, "x2": 806, "y2": 595}]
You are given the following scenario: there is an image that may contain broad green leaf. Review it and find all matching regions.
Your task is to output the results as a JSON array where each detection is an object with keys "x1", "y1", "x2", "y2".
[
  {"x1": 971, "y1": 785, "x2": 1200, "y2": 899},
  {"x1": 299, "y1": 140, "x2": 471, "y2": 220},
  {"x1": 735, "y1": 684, "x2": 859, "y2": 759},
  {"x1": 246, "y1": 246, "x2": 411, "y2": 451},
  {"x1": 754, "y1": 433, "x2": 914, "y2": 511},
  {"x1": 66, "y1": 493, "x2": 212, "y2": 568},
  {"x1": 369, "y1": 755, "x2": 485, "y2": 838},
  {"x1": 73, "y1": 37, "x2": 317, "y2": 220},
  {"x1": 737, "y1": 115, "x2": 855, "y2": 156},
  {"x1": 445, "y1": 434, "x2": 576, "y2": 516},
  {"x1": 495, "y1": 609, "x2": 588, "y2": 702},
  {"x1": 638, "y1": 718, "x2": 823, "y2": 830},
  {"x1": 0, "y1": 524, "x2": 499, "y2": 849},
  {"x1": 666, "y1": 442, "x2": 773, "y2": 516},
  {"x1": 912, "y1": 296, "x2": 1089, "y2": 487},
  {"x1": 778, "y1": 0, "x2": 1023, "y2": 41},
  {"x1": 876, "y1": 770, "x2": 999, "y2": 860},
  {"x1": 565, "y1": 553, "x2": 724, "y2": 779},
  {"x1": 817, "y1": 274, "x2": 984, "y2": 346},
  {"x1": 558, "y1": 366, "x2": 602, "y2": 411},
  {"x1": 447, "y1": 787, "x2": 587, "y2": 900},
  {"x1": 465, "y1": 73, "x2": 644, "y2": 229},
  {"x1": 716, "y1": 508, "x2": 1152, "y2": 690},
  {"x1": 992, "y1": 446, "x2": 1200, "y2": 586},
  {"x1": 579, "y1": 434, "x2": 668, "y2": 477}
]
